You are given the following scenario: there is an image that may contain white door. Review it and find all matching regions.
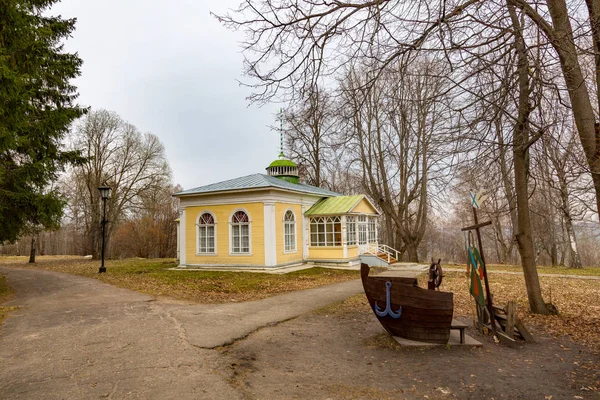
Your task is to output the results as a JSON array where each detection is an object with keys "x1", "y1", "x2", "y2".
[{"x1": 358, "y1": 215, "x2": 368, "y2": 254}]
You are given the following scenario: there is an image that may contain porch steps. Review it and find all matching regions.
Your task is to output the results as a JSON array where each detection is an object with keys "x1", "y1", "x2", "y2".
[{"x1": 377, "y1": 252, "x2": 398, "y2": 264}]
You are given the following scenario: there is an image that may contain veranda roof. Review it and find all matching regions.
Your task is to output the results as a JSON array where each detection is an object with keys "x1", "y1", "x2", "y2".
[{"x1": 305, "y1": 195, "x2": 379, "y2": 216}]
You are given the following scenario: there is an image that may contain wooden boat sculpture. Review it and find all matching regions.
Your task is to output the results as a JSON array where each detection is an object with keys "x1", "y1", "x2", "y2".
[{"x1": 361, "y1": 263, "x2": 454, "y2": 344}]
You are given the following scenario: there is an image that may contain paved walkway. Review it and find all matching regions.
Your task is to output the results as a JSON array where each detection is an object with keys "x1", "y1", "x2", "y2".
[{"x1": 0, "y1": 267, "x2": 366, "y2": 399}]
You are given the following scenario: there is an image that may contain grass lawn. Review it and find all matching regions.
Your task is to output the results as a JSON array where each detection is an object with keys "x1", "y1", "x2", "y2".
[{"x1": 0, "y1": 256, "x2": 360, "y2": 303}]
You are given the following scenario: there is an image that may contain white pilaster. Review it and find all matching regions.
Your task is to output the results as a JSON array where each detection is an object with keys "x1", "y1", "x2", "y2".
[
  {"x1": 264, "y1": 202, "x2": 277, "y2": 266},
  {"x1": 341, "y1": 215, "x2": 348, "y2": 259},
  {"x1": 176, "y1": 220, "x2": 180, "y2": 261},
  {"x1": 179, "y1": 208, "x2": 186, "y2": 266},
  {"x1": 302, "y1": 205, "x2": 309, "y2": 260}
]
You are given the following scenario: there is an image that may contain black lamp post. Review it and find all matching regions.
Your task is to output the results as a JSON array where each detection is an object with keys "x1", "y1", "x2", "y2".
[{"x1": 98, "y1": 186, "x2": 112, "y2": 273}]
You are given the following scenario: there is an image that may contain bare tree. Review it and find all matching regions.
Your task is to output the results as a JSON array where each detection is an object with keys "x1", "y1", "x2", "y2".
[
  {"x1": 540, "y1": 118, "x2": 585, "y2": 268},
  {"x1": 285, "y1": 87, "x2": 336, "y2": 187},
  {"x1": 339, "y1": 59, "x2": 452, "y2": 262},
  {"x1": 216, "y1": 0, "x2": 600, "y2": 223},
  {"x1": 214, "y1": 0, "x2": 586, "y2": 313},
  {"x1": 112, "y1": 184, "x2": 180, "y2": 259},
  {"x1": 65, "y1": 109, "x2": 171, "y2": 259}
]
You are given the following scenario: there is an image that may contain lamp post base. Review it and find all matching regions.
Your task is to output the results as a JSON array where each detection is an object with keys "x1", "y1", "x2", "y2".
[{"x1": 99, "y1": 266, "x2": 106, "y2": 273}]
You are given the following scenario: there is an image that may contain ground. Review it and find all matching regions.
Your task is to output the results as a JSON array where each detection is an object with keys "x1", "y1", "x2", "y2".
[
  {"x1": 224, "y1": 294, "x2": 600, "y2": 400},
  {"x1": 0, "y1": 258, "x2": 598, "y2": 399}
]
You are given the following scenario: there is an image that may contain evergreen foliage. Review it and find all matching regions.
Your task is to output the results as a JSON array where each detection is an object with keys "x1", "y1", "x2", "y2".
[{"x1": 0, "y1": 0, "x2": 86, "y2": 242}]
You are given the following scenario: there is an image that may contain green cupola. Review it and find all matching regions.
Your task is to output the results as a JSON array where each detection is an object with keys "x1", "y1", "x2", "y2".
[{"x1": 266, "y1": 152, "x2": 299, "y2": 184}]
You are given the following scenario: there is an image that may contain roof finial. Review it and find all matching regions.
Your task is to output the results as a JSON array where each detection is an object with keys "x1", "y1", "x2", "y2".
[{"x1": 279, "y1": 108, "x2": 284, "y2": 158}]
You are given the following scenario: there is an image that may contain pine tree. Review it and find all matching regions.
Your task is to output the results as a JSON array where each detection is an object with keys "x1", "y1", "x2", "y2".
[{"x1": 0, "y1": 0, "x2": 86, "y2": 243}]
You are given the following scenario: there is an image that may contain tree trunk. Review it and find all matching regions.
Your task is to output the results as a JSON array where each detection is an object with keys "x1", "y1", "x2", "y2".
[
  {"x1": 406, "y1": 241, "x2": 419, "y2": 263},
  {"x1": 497, "y1": 122, "x2": 519, "y2": 263},
  {"x1": 565, "y1": 222, "x2": 582, "y2": 268},
  {"x1": 29, "y1": 236, "x2": 36, "y2": 263},
  {"x1": 557, "y1": 169, "x2": 583, "y2": 268},
  {"x1": 562, "y1": 208, "x2": 582, "y2": 269},
  {"x1": 394, "y1": 226, "x2": 404, "y2": 258},
  {"x1": 550, "y1": 243, "x2": 558, "y2": 267},
  {"x1": 543, "y1": 0, "x2": 600, "y2": 224},
  {"x1": 508, "y1": 0, "x2": 553, "y2": 314},
  {"x1": 514, "y1": 147, "x2": 551, "y2": 312}
]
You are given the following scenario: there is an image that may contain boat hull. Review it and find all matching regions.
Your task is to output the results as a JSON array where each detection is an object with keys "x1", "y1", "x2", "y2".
[{"x1": 361, "y1": 263, "x2": 454, "y2": 344}]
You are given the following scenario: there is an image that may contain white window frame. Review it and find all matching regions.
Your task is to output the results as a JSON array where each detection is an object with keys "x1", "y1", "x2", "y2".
[
  {"x1": 283, "y1": 209, "x2": 297, "y2": 253},
  {"x1": 196, "y1": 211, "x2": 216, "y2": 255},
  {"x1": 368, "y1": 216, "x2": 377, "y2": 243},
  {"x1": 346, "y1": 215, "x2": 357, "y2": 246},
  {"x1": 310, "y1": 216, "x2": 342, "y2": 247},
  {"x1": 358, "y1": 215, "x2": 367, "y2": 245},
  {"x1": 229, "y1": 209, "x2": 252, "y2": 255}
]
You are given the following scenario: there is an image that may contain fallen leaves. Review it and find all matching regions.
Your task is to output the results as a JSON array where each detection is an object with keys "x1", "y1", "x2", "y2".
[
  {"x1": 439, "y1": 271, "x2": 600, "y2": 350},
  {"x1": 0, "y1": 274, "x2": 16, "y2": 324}
]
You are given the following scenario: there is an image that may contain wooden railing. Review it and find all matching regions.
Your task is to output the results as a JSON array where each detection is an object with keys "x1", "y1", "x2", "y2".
[{"x1": 364, "y1": 244, "x2": 401, "y2": 264}]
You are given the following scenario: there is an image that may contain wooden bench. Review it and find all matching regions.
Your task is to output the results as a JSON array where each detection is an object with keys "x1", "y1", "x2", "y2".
[{"x1": 450, "y1": 319, "x2": 468, "y2": 344}]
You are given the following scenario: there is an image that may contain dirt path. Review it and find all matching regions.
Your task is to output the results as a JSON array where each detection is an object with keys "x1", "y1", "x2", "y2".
[
  {"x1": 1, "y1": 267, "x2": 598, "y2": 399},
  {"x1": 0, "y1": 267, "x2": 363, "y2": 398},
  {"x1": 0, "y1": 267, "x2": 240, "y2": 399},
  {"x1": 224, "y1": 302, "x2": 600, "y2": 400}
]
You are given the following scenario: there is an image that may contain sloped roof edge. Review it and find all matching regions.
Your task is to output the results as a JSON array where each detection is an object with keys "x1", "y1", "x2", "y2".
[{"x1": 173, "y1": 173, "x2": 340, "y2": 198}]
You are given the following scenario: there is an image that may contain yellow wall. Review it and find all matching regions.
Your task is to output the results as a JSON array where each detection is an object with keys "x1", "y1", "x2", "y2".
[
  {"x1": 308, "y1": 247, "x2": 345, "y2": 260},
  {"x1": 347, "y1": 246, "x2": 359, "y2": 258},
  {"x1": 275, "y1": 203, "x2": 304, "y2": 264},
  {"x1": 186, "y1": 203, "x2": 265, "y2": 265},
  {"x1": 351, "y1": 198, "x2": 378, "y2": 215}
]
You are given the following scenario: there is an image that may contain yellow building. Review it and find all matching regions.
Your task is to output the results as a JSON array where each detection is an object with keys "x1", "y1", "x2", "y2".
[{"x1": 173, "y1": 156, "x2": 381, "y2": 269}]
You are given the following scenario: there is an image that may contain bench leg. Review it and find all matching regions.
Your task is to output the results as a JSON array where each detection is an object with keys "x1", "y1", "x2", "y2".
[{"x1": 460, "y1": 329, "x2": 465, "y2": 344}]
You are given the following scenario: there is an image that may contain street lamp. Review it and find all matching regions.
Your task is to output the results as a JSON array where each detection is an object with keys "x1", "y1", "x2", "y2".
[{"x1": 98, "y1": 186, "x2": 112, "y2": 273}]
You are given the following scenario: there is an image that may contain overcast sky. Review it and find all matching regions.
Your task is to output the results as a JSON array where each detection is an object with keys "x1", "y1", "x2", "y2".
[{"x1": 50, "y1": 0, "x2": 281, "y2": 190}]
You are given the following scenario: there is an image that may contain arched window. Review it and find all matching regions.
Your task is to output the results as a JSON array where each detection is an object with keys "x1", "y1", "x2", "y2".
[
  {"x1": 197, "y1": 212, "x2": 215, "y2": 254},
  {"x1": 284, "y1": 210, "x2": 296, "y2": 252},
  {"x1": 230, "y1": 210, "x2": 250, "y2": 254}
]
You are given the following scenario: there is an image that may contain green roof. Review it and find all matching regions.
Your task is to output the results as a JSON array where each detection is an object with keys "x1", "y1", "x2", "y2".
[
  {"x1": 305, "y1": 195, "x2": 366, "y2": 216},
  {"x1": 268, "y1": 158, "x2": 297, "y2": 168}
]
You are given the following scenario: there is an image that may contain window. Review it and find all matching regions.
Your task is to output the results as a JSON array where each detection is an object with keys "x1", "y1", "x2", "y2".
[
  {"x1": 346, "y1": 216, "x2": 356, "y2": 245},
  {"x1": 310, "y1": 216, "x2": 342, "y2": 246},
  {"x1": 368, "y1": 217, "x2": 377, "y2": 243},
  {"x1": 231, "y1": 210, "x2": 250, "y2": 254},
  {"x1": 197, "y1": 212, "x2": 216, "y2": 254},
  {"x1": 284, "y1": 210, "x2": 296, "y2": 252},
  {"x1": 358, "y1": 215, "x2": 367, "y2": 245}
]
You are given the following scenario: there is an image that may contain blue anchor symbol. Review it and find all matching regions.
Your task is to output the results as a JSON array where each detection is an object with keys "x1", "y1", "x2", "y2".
[{"x1": 374, "y1": 281, "x2": 402, "y2": 319}]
